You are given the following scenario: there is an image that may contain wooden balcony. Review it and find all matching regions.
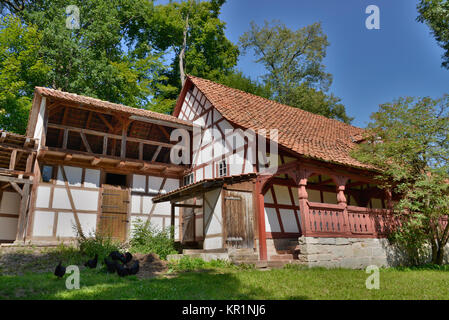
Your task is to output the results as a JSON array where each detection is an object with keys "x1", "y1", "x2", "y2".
[{"x1": 305, "y1": 201, "x2": 400, "y2": 238}]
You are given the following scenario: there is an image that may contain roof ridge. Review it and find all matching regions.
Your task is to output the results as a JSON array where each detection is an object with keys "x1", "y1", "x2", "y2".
[
  {"x1": 35, "y1": 86, "x2": 191, "y2": 125},
  {"x1": 186, "y1": 74, "x2": 363, "y2": 132}
]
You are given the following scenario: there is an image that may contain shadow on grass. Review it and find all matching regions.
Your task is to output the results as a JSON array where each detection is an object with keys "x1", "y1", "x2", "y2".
[{"x1": 0, "y1": 268, "x2": 310, "y2": 300}]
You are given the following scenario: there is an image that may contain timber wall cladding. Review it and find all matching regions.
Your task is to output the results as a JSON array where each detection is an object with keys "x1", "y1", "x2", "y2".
[
  {"x1": 31, "y1": 165, "x2": 99, "y2": 239},
  {"x1": 0, "y1": 191, "x2": 21, "y2": 241},
  {"x1": 129, "y1": 174, "x2": 180, "y2": 241},
  {"x1": 179, "y1": 86, "x2": 255, "y2": 182}
]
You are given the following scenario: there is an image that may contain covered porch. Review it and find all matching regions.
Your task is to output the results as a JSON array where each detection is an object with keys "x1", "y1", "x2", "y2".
[{"x1": 256, "y1": 160, "x2": 399, "y2": 261}]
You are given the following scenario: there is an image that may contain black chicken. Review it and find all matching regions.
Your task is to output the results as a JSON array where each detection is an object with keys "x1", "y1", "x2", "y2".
[
  {"x1": 128, "y1": 260, "x2": 139, "y2": 275},
  {"x1": 115, "y1": 261, "x2": 129, "y2": 277},
  {"x1": 124, "y1": 252, "x2": 133, "y2": 265},
  {"x1": 54, "y1": 261, "x2": 66, "y2": 278},
  {"x1": 84, "y1": 254, "x2": 98, "y2": 269},
  {"x1": 109, "y1": 251, "x2": 126, "y2": 264},
  {"x1": 104, "y1": 258, "x2": 116, "y2": 273}
]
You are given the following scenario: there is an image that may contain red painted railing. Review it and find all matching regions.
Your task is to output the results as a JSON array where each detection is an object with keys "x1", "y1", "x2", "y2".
[{"x1": 305, "y1": 202, "x2": 400, "y2": 238}]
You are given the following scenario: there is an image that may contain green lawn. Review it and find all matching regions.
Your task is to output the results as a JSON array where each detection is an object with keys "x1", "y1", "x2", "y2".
[{"x1": 1, "y1": 266, "x2": 449, "y2": 300}]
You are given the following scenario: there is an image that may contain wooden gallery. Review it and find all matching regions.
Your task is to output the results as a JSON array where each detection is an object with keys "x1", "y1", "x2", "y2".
[{"x1": 0, "y1": 76, "x2": 404, "y2": 268}]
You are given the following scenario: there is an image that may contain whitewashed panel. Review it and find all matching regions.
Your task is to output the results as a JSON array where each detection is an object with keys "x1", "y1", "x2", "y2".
[{"x1": 32, "y1": 211, "x2": 54, "y2": 237}]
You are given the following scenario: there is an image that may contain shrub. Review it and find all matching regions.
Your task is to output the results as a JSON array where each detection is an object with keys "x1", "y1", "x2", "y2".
[
  {"x1": 388, "y1": 215, "x2": 430, "y2": 266},
  {"x1": 75, "y1": 227, "x2": 123, "y2": 262},
  {"x1": 129, "y1": 219, "x2": 177, "y2": 260}
]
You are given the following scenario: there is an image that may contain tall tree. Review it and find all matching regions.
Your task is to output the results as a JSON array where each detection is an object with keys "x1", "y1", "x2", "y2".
[
  {"x1": 352, "y1": 96, "x2": 449, "y2": 265},
  {"x1": 137, "y1": 0, "x2": 239, "y2": 112},
  {"x1": 417, "y1": 0, "x2": 449, "y2": 69},
  {"x1": 0, "y1": 15, "x2": 50, "y2": 133},
  {"x1": 16, "y1": 0, "x2": 167, "y2": 109},
  {"x1": 239, "y1": 20, "x2": 352, "y2": 123},
  {"x1": 218, "y1": 70, "x2": 272, "y2": 99}
]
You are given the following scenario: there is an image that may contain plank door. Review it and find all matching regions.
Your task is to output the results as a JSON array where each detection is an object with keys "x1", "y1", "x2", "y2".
[
  {"x1": 181, "y1": 207, "x2": 195, "y2": 243},
  {"x1": 98, "y1": 187, "x2": 130, "y2": 241},
  {"x1": 224, "y1": 190, "x2": 254, "y2": 249}
]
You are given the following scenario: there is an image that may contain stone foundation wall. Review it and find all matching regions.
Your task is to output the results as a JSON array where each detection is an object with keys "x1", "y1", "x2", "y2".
[
  {"x1": 297, "y1": 236, "x2": 404, "y2": 269},
  {"x1": 297, "y1": 236, "x2": 449, "y2": 269}
]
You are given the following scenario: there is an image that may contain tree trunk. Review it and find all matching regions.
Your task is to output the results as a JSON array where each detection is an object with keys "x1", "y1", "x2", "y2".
[
  {"x1": 431, "y1": 242, "x2": 445, "y2": 265},
  {"x1": 179, "y1": 13, "x2": 189, "y2": 87}
]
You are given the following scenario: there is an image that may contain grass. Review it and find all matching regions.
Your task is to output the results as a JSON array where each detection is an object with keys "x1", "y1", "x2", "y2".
[{"x1": 1, "y1": 264, "x2": 449, "y2": 299}]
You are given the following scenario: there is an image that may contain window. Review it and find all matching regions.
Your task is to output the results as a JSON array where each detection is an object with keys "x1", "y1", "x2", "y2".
[
  {"x1": 183, "y1": 173, "x2": 194, "y2": 186},
  {"x1": 42, "y1": 165, "x2": 54, "y2": 183},
  {"x1": 105, "y1": 173, "x2": 127, "y2": 187},
  {"x1": 218, "y1": 160, "x2": 227, "y2": 177}
]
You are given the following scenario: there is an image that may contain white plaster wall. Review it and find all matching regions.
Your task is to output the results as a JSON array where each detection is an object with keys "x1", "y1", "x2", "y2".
[
  {"x1": 32, "y1": 211, "x2": 54, "y2": 237},
  {"x1": 71, "y1": 189, "x2": 99, "y2": 211},
  {"x1": 35, "y1": 186, "x2": 51, "y2": 208},
  {"x1": 203, "y1": 188, "x2": 223, "y2": 249},
  {"x1": 56, "y1": 212, "x2": 76, "y2": 237}
]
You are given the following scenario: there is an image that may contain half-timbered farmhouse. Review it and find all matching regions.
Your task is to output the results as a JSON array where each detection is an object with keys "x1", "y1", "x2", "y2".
[{"x1": 0, "y1": 75, "x2": 405, "y2": 268}]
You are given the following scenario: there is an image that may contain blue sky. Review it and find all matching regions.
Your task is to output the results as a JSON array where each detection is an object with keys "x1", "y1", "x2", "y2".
[
  {"x1": 218, "y1": 0, "x2": 449, "y2": 128},
  {"x1": 157, "y1": 0, "x2": 449, "y2": 128}
]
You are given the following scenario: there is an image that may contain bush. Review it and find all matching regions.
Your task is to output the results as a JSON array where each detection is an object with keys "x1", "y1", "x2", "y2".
[
  {"x1": 75, "y1": 228, "x2": 123, "y2": 262},
  {"x1": 388, "y1": 215, "x2": 429, "y2": 266},
  {"x1": 129, "y1": 219, "x2": 177, "y2": 260}
]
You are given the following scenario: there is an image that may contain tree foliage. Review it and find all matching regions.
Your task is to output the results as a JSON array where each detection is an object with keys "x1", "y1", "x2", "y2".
[
  {"x1": 0, "y1": 15, "x2": 50, "y2": 133},
  {"x1": 217, "y1": 70, "x2": 272, "y2": 99},
  {"x1": 353, "y1": 96, "x2": 449, "y2": 265},
  {"x1": 417, "y1": 0, "x2": 449, "y2": 69},
  {"x1": 141, "y1": 0, "x2": 239, "y2": 111},
  {"x1": 239, "y1": 20, "x2": 352, "y2": 123}
]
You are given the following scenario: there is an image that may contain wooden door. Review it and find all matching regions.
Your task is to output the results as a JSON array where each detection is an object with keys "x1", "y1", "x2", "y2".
[
  {"x1": 181, "y1": 207, "x2": 195, "y2": 243},
  {"x1": 224, "y1": 190, "x2": 254, "y2": 249},
  {"x1": 99, "y1": 187, "x2": 130, "y2": 241}
]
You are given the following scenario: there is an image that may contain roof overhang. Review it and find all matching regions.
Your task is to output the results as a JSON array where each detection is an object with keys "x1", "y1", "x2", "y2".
[{"x1": 152, "y1": 173, "x2": 257, "y2": 203}]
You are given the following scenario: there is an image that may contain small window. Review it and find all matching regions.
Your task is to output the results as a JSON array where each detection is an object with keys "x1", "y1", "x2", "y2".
[
  {"x1": 42, "y1": 165, "x2": 53, "y2": 183},
  {"x1": 218, "y1": 160, "x2": 227, "y2": 177},
  {"x1": 183, "y1": 173, "x2": 194, "y2": 186},
  {"x1": 105, "y1": 173, "x2": 127, "y2": 187}
]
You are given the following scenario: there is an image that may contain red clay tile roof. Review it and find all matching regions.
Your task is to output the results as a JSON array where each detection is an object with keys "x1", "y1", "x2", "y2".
[
  {"x1": 186, "y1": 75, "x2": 371, "y2": 170},
  {"x1": 35, "y1": 87, "x2": 193, "y2": 127}
]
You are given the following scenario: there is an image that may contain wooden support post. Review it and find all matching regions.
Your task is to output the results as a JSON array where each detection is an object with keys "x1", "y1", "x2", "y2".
[
  {"x1": 9, "y1": 149, "x2": 17, "y2": 170},
  {"x1": 62, "y1": 128, "x2": 68, "y2": 149},
  {"x1": 151, "y1": 145, "x2": 162, "y2": 162},
  {"x1": 256, "y1": 178, "x2": 267, "y2": 261},
  {"x1": 103, "y1": 136, "x2": 108, "y2": 155},
  {"x1": 10, "y1": 182, "x2": 23, "y2": 196},
  {"x1": 121, "y1": 123, "x2": 127, "y2": 159},
  {"x1": 15, "y1": 183, "x2": 31, "y2": 243},
  {"x1": 170, "y1": 202, "x2": 175, "y2": 240},
  {"x1": 292, "y1": 167, "x2": 313, "y2": 237},
  {"x1": 80, "y1": 132, "x2": 92, "y2": 153},
  {"x1": 139, "y1": 142, "x2": 143, "y2": 161}
]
